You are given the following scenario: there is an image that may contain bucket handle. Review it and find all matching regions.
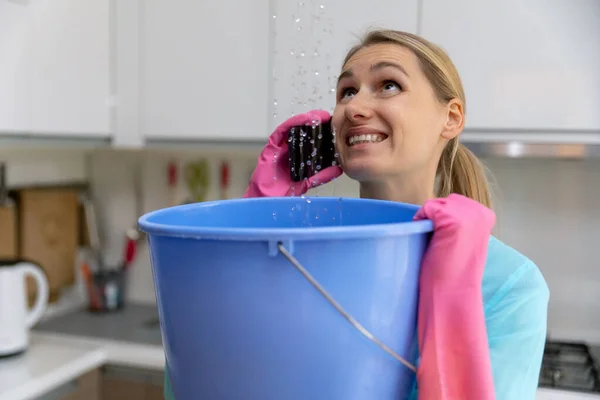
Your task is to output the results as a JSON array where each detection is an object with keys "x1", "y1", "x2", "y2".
[{"x1": 277, "y1": 242, "x2": 417, "y2": 373}]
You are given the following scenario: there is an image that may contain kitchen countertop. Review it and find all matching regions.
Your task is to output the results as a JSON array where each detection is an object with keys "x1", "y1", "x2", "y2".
[
  {"x1": 3, "y1": 303, "x2": 600, "y2": 400},
  {"x1": 34, "y1": 303, "x2": 163, "y2": 347},
  {"x1": 0, "y1": 303, "x2": 165, "y2": 400}
]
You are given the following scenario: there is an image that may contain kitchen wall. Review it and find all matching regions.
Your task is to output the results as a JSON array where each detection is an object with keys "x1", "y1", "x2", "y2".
[{"x1": 2, "y1": 147, "x2": 599, "y2": 342}]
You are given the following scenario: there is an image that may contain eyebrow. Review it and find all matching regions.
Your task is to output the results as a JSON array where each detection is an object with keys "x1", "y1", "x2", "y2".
[{"x1": 337, "y1": 61, "x2": 410, "y2": 85}]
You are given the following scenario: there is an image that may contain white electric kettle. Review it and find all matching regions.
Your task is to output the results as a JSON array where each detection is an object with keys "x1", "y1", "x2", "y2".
[{"x1": 0, "y1": 260, "x2": 49, "y2": 357}]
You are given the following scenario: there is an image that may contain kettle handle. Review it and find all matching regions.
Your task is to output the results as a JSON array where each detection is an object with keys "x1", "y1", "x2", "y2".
[{"x1": 18, "y1": 262, "x2": 50, "y2": 328}]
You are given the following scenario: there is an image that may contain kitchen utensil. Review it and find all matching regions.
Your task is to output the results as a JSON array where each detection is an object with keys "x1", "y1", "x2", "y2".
[
  {"x1": 184, "y1": 160, "x2": 210, "y2": 203},
  {"x1": 167, "y1": 160, "x2": 178, "y2": 207},
  {"x1": 220, "y1": 161, "x2": 230, "y2": 200},
  {"x1": 0, "y1": 260, "x2": 49, "y2": 357},
  {"x1": 0, "y1": 163, "x2": 17, "y2": 259},
  {"x1": 80, "y1": 192, "x2": 103, "y2": 268},
  {"x1": 80, "y1": 261, "x2": 101, "y2": 309}
]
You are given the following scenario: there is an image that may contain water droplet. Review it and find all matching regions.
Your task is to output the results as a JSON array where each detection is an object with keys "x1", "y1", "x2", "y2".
[
  {"x1": 272, "y1": 14, "x2": 277, "y2": 19},
  {"x1": 297, "y1": 27, "x2": 302, "y2": 32},
  {"x1": 306, "y1": 198, "x2": 311, "y2": 204},
  {"x1": 315, "y1": 71, "x2": 319, "y2": 76},
  {"x1": 317, "y1": 133, "x2": 323, "y2": 140},
  {"x1": 290, "y1": 50, "x2": 295, "y2": 56},
  {"x1": 300, "y1": 51, "x2": 305, "y2": 57},
  {"x1": 320, "y1": 4, "x2": 325, "y2": 9},
  {"x1": 306, "y1": 160, "x2": 311, "y2": 165},
  {"x1": 272, "y1": 112, "x2": 278, "y2": 118},
  {"x1": 273, "y1": 99, "x2": 278, "y2": 106},
  {"x1": 295, "y1": 17, "x2": 300, "y2": 23},
  {"x1": 272, "y1": 212, "x2": 277, "y2": 219}
]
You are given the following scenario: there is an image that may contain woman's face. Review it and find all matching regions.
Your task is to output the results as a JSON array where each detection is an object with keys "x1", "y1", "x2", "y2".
[{"x1": 332, "y1": 43, "x2": 458, "y2": 183}]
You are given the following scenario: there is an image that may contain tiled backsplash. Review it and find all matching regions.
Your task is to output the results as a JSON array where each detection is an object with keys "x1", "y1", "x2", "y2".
[{"x1": 1, "y1": 148, "x2": 599, "y2": 342}]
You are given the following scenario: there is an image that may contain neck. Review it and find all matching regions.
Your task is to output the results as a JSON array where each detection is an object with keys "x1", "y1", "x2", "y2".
[{"x1": 359, "y1": 174, "x2": 436, "y2": 206}]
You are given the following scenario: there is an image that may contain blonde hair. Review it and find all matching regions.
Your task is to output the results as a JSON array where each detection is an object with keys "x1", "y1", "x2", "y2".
[{"x1": 342, "y1": 30, "x2": 492, "y2": 208}]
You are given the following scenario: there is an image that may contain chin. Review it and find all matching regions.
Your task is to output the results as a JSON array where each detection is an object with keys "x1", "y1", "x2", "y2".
[{"x1": 341, "y1": 161, "x2": 385, "y2": 182}]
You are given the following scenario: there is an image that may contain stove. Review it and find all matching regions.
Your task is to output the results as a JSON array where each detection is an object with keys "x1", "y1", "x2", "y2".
[{"x1": 539, "y1": 341, "x2": 600, "y2": 393}]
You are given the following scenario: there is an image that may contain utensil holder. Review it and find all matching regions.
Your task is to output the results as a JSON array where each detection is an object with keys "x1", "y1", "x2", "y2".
[{"x1": 86, "y1": 268, "x2": 127, "y2": 313}]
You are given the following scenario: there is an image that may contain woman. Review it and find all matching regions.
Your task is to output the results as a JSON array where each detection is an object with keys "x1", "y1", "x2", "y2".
[
  {"x1": 244, "y1": 29, "x2": 549, "y2": 399},
  {"x1": 166, "y1": 30, "x2": 549, "y2": 399}
]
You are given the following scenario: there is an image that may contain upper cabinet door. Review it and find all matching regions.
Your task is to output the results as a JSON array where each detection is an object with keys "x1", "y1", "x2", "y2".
[
  {"x1": 26, "y1": 0, "x2": 112, "y2": 136},
  {"x1": 141, "y1": 0, "x2": 270, "y2": 141},
  {"x1": 0, "y1": 2, "x2": 30, "y2": 133},
  {"x1": 270, "y1": 0, "x2": 419, "y2": 131},
  {"x1": 421, "y1": 0, "x2": 600, "y2": 131}
]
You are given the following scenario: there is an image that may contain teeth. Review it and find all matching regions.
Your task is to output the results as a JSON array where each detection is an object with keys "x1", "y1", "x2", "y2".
[{"x1": 348, "y1": 134, "x2": 385, "y2": 146}]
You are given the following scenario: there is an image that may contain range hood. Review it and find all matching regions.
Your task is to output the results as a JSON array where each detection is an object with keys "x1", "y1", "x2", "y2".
[{"x1": 461, "y1": 128, "x2": 600, "y2": 159}]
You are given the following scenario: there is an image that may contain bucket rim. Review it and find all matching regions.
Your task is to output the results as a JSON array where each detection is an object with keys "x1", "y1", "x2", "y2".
[{"x1": 137, "y1": 196, "x2": 434, "y2": 240}]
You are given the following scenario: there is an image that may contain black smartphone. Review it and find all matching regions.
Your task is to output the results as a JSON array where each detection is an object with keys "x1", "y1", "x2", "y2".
[{"x1": 287, "y1": 119, "x2": 338, "y2": 182}]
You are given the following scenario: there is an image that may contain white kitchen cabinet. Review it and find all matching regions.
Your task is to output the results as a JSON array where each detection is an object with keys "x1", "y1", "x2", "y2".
[
  {"x1": 270, "y1": 0, "x2": 419, "y2": 131},
  {"x1": 0, "y1": 0, "x2": 111, "y2": 137},
  {"x1": 140, "y1": 0, "x2": 270, "y2": 141},
  {"x1": 26, "y1": 0, "x2": 112, "y2": 136},
  {"x1": 0, "y1": 1, "x2": 30, "y2": 133},
  {"x1": 420, "y1": 0, "x2": 600, "y2": 132}
]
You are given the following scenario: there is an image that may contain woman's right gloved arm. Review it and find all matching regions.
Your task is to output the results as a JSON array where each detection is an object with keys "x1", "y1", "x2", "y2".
[
  {"x1": 244, "y1": 110, "x2": 343, "y2": 198},
  {"x1": 414, "y1": 194, "x2": 496, "y2": 400}
]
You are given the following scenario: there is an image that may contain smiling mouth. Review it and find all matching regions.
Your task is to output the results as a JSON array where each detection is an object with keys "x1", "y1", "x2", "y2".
[{"x1": 347, "y1": 133, "x2": 388, "y2": 147}]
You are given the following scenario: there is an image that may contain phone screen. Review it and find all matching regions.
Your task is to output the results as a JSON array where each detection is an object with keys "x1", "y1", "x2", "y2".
[{"x1": 287, "y1": 120, "x2": 338, "y2": 182}]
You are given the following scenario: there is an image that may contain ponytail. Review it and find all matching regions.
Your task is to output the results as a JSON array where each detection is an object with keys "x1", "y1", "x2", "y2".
[{"x1": 437, "y1": 139, "x2": 492, "y2": 209}]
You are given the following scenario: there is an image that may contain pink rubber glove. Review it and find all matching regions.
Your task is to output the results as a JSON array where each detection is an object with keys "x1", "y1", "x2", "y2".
[
  {"x1": 243, "y1": 110, "x2": 343, "y2": 198},
  {"x1": 414, "y1": 194, "x2": 496, "y2": 400}
]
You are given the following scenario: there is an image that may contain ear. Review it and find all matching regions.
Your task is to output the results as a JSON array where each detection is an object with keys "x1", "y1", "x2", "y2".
[{"x1": 440, "y1": 99, "x2": 464, "y2": 140}]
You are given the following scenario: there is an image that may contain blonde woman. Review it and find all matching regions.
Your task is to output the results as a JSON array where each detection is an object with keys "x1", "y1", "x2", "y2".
[{"x1": 165, "y1": 30, "x2": 549, "y2": 399}]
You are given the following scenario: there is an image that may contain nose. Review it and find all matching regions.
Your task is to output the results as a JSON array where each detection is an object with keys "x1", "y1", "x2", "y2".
[{"x1": 344, "y1": 90, "x2": 374, "y2": 122}]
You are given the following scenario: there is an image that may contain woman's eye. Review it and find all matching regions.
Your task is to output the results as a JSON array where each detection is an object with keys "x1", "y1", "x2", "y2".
[
  {"x1": 340, "y1": 87, "x2": 357, "y2": 99},
  {"x1": 382, "y1": 80, "x2": 401, "y2": 92}
]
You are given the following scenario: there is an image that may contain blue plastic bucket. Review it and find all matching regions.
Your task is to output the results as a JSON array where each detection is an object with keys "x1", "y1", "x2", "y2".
[{"x1": 138, "y1": 196, "x2": 433, "y2": 400}]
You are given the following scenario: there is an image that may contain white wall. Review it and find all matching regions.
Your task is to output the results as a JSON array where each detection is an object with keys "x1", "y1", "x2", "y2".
[{"x1": 2, "y1": 148, "x2": 599, "y2": 342}]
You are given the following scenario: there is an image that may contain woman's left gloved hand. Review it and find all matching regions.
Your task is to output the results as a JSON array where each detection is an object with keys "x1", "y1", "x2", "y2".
[{"x1": 414, "y1": 193, "x2": 496, "y2": 400}]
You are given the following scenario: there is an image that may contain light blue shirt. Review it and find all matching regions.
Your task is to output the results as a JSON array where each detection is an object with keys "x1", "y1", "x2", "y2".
[
  {"x1": 164, "y1": 236, "x2": 550, "y2": 399},
  {"x1": 409, "y1": 236, "x2": 550, "y2": 399}
]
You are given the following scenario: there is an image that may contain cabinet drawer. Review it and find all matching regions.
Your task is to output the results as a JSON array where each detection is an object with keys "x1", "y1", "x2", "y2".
[
  {"x1": 101, "y1": 364, "x2": 164, "y2": 400},
  {"x1": 35, "y1": 368, "x2": 100, "y2": 400}
]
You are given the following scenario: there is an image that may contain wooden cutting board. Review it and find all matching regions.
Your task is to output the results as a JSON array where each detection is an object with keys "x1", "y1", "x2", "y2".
[
  {"x1": 0, "y1": 201, "x2": 17, "y2": 259},
  {"x1": 17, "y1": 187, "x2": 80, "y2": 303}
]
